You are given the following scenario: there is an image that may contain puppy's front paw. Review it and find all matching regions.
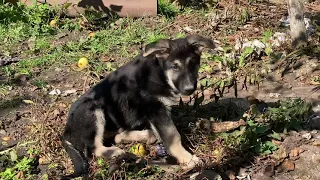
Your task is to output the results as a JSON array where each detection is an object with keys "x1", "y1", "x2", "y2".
[
  {"x1": 114, "y1": 134, "x2": 123, "y2": 144},
  {"x1": 181, "y1": 155, "x2": 203, "y2": 170}
]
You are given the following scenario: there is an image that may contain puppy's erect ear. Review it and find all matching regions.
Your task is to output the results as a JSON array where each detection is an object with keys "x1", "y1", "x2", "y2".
[
  {"x1": 142, "y1": 39, "x2": 171, "y2": 60},
  {"x1": 186, "y1": 34, "x2": 216, "y2": 54}
]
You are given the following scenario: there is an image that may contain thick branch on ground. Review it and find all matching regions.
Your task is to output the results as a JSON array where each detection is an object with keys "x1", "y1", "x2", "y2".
[
  {"x1": 287, "y1": 0, "x2": 308, "y2": 48},
  {"x1": 196, "y1": 118, "x2": 247, "y2": 133}
]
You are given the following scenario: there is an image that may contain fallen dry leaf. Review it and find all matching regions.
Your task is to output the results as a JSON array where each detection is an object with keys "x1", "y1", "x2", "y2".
[
  {"x1": 272, "y1": 146, "x2": 287, "y2": 161},
  {"x1": 280, "y1": 159, "x2": 295, "y2": 172},
  {"x1": 312, "y1": 140, "x2": 320, "y2": 146},
  {"x1": 289, "y1": 148, "x2": 300, "y2": 157},
  {"x1": 272, "y1": 139, "x2": 282, "y2": 146},
  {"x1": 39, "y1": 156, "x2": 50, "y2": 165},
  {"x1": 15, "y1": 171, "x2": 24, "y2": 179},
  {"x1": 2, "y1": 136, "x2": 10, "y2": 141},
  {"x1": 22, "y1": 99, "x2": 34, "y2": 104}
]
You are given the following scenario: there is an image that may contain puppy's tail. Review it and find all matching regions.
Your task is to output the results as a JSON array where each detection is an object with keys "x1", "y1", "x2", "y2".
[{"x1": 60, "y1": 135, "x2": 89, "y2": 180}]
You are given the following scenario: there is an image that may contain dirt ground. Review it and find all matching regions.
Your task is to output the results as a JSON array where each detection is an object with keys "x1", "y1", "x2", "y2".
[{"x1": 0, "y1": 0, "x2": 319, "y2": 180}]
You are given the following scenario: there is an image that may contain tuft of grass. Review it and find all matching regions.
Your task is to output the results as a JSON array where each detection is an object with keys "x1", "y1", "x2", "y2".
[
  {"x1": 158, "y1": 0, "x2": 180, "y2": 18},
  {"x1": 0, "y1": 3, "x2": 57, "y2": 44},
  {"x1": 32, "y1": 79, "x2": 48, "y2": 88},
  {"x1": 146, "y1": 32, "x2": 169, "y2": 44}
]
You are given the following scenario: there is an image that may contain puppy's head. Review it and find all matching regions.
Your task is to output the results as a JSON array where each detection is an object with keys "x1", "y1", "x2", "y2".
[{"x1": 142, "y1": 34, "x2": 216, "y2": 96}]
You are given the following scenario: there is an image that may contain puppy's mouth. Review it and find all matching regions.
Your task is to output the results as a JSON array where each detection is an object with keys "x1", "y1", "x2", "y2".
[
  {"x1": 181, "y1": 90, "x2": 195, "y2": 96},
  {"x1": 171, "y1": 89, "x2": 181, "y2": 96}
]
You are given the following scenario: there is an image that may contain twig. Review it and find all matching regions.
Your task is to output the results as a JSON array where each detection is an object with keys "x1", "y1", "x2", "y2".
[{"x1": 82, "y1": 71, "x2": 89, "y2": 94}]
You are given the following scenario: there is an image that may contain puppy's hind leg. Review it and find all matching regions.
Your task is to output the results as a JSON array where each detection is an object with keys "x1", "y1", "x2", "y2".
[
  {"x1": 60, "y1": 137, "x2": 89, "y2": 180},
  {"x1": 94, "y1": 109, "x2": 126, "y2": 159},
  {"x1": 114, "y1": 130, "x2": 158, "y2": 145},
  {"x1": 149, "y1": 107, "x2": 202, "y2": 170}
]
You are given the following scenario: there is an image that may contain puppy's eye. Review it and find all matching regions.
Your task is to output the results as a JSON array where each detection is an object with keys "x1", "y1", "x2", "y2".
[{"x1": 171, "y1": 63, "x2": 179, "y2": 70}]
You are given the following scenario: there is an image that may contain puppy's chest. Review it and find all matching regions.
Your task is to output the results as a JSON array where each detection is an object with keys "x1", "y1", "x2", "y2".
[{"x1": 105, "y1": 103, "x2": 149, "y2": 130}]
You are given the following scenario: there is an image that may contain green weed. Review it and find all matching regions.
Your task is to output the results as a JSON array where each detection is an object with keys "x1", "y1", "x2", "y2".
[
  {"x1": 32, "y1": 79, "x2": 48, "y2": 88},
  {"x1": 0, "y1": 3, "x2": 57, "y2": 43},
  {"x1": 158, "y1": 0, "x2": 180, "y2": 18},
  {"x1": 213, "y1": 98, "x2": 312, "y2": 157},
  {"x1": 0, "y1": 147, "x2": 40, "y2": 180},
  {"x1": 146, "y1": 32, "x2": 169, "y2": 44}
]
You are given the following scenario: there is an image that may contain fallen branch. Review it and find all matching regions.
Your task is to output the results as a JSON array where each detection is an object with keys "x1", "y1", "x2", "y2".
[{"x1": 196, "y1": 118, "x2": 247, "y2": 133}]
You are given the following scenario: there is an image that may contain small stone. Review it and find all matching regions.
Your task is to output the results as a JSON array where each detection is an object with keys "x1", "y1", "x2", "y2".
[
  {"x1": 302, "y1": 133, "x2": 312, "y2": 140},
  {"x1": 310, "y1": 130, "x2": 318, "y2": 134},
  {"x1": 312, "y1": 140, "x2": 320, "y2": 146},
  {"x1": 280, "y1": 159, "x2": 295, "y2": 172},
  {"x1": 62, "y1": 89, "x2": 77, "y2": 96},
  {"x1": 0, "y1": 130, "x2": 6, "y2": 135},
  {"x1": 49, "y1": 89, "x2": 61, "y2": 95},
  {"x1": 263, "y1": 162, "x2": 275, "y2": 177},
  {"x1": 155, "y1": 144, "x2": 167, "y2": 157}
]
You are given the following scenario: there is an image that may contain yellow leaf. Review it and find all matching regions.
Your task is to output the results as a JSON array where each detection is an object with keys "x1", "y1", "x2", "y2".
[
  {"x1": 2, "y1": 136, "x2": 10, "y2": 141},
  {"x1": 23, "y1": 100, "x2": 34, "y2": 104}
]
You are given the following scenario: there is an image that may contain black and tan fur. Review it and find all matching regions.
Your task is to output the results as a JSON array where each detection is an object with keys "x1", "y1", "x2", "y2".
[{"x1": 60, "y1": 34, "x2": 216, "y2": 179}]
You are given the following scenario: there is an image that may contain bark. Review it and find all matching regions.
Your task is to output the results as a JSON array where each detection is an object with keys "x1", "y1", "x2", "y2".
[{"x1": 287, "y1": 0, "x2": 308, "y2": 48}]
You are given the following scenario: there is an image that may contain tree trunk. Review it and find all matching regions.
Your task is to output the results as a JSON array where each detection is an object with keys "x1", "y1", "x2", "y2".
[{"x1": 287, "y1": 0, "x2": 308, "y2": 48}]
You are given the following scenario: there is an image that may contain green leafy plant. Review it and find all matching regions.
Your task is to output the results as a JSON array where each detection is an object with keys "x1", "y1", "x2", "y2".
[
  {"x1": 0, "y1": 150, "x2": 38, "y2": 180},
  {"x1": 219, "y1": 98, "x2": 311, "y2": 156},
  {"x1": 264, "y1": 98, "x2": 312, "y2": 132}
]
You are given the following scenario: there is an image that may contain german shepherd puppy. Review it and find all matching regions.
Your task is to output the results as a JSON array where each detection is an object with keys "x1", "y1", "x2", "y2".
[{"x1": 60, "y1": 34, "x2": 216, "y2": 179}]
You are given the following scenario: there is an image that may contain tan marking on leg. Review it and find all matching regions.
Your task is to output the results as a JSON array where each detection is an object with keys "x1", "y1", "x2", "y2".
[
  {"x1": 114, "y1": 130, "x2": 158, "y2": 145},
  {"x1": 94, "y1": 109, "x2": 125, "y2": 159},
  {"x1": 159, "y1": 117, "x2": 202, "y2": 169}
]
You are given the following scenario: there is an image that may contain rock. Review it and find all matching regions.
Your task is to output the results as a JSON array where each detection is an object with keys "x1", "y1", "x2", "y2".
[
  {"x1": 302, "y1": 133, "x2": 312, "y2": 140},
  {"x1": 0, "y1": 129, "x2": 6, "y2": 135},
  {"x1": 49, "y1": 89, "x2": 61, "y2": 96},
  {"x1": 190, "y1": 170, "x2": 222, "y2": 180},
  {"x1": 310, "y1": 115, "x2": 320, "y2": 129},
  {"x1": 289, "y1": 148, "x2": 301, "y2": 157},
  {"x1": 280, "y1": 159, "x2": 295, "y2": 172},
  {"x1": 268, "y1": 93, "x2": 281, "y2": 98},
  {"x1": 62, "y1": 89, "x2": 77, "y2": 96},
  {"x1": 263, "y1": 162, "x2": 275, "y2": 177},
  {"x1": 281, "y1": 136, "x2": 304, "y2": 154}
]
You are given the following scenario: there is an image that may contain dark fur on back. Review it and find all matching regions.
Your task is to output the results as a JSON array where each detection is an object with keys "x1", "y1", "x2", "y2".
[{"x1": 60, "y1": 35, "x2": 216, "y2": 179}]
